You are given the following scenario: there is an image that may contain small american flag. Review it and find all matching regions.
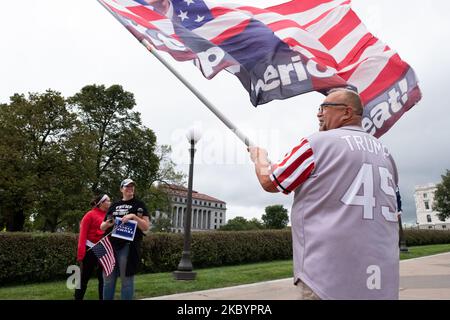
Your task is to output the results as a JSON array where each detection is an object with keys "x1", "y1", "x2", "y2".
[
  {"x1": 92, "y1": 236, "x2": 116, "y2": 276},
  {"x1": 98, "y1": 0, "x2": 421, "y2": 138}
]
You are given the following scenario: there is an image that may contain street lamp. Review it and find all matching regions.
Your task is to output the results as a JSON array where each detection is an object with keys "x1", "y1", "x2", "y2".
[
  {"x1": 395, "y1": 189, "x2": 408, "y2": 252},
  {"x1": 173, "y1": 127, "x2": 201, "y2": 280},
  {"x1": 398, "y1": 212, "x2": 409, "y2": 253}
]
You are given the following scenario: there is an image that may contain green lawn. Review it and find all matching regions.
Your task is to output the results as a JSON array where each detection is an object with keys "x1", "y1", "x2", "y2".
[
  {"x1": 0, "y1": 260, "x2": 293, "y2": 300},
  {"x1": 1, "y1": 243, "x2": 449, "y2": 300},
  {"x1": 400, "y1": 243, "x2": 450, "y2": 260}
]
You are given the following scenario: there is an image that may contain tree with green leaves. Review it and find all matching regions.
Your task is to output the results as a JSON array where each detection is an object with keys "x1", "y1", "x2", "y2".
[
  {"x1": 150, "y1": 214, "x2": 173, "y2": 233},
  {"x1": 67, "y1": 84, "x2": 187, "y2": 230},
  {"x1": 0, "y1": 85, "x2": 185, "y2": 232},
  {"x1": 434, "y1": 170, "x2": 450, "y2": 221},
  {"x1": 68, "y1": 84, "x2": 185, "y2": 205},
  {"x1": 262, "y1": 205, "x2": 289, "y2": 229},
  {"x1": 0, "y1": 90, "x2": 88, "y2": 231},
  {"x1": 219, "y1": 216, "x2": 264, "y2": 231},
  {"x1": 248, "y1": 218, "x2": 265, "y2": 230},
  {"x1": 68, "y1": 84, "x2": 148, "y2": 194},
  {"x1": 219, "y1": 216, "x2": 249, "y2": 231}
]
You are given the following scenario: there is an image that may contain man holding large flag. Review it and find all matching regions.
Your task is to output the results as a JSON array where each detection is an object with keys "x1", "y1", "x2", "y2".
[{"x1": 250, "y1": 87, "x2": 400, "y2": 300}]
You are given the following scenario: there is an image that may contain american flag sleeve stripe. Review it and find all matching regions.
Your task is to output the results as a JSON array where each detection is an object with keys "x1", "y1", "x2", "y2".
[{"x1": 270, "y1": 138, "x2": 315, "y2": 194}]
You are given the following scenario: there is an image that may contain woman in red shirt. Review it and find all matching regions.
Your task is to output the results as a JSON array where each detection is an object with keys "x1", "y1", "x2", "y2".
[{"x1": 75, "y1": 194, "x2": 111, "y2": 300}]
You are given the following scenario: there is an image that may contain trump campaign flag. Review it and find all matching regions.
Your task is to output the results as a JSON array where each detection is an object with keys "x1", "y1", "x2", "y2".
[
  {"x1": 98, "y1": 0, "x2": 421, "y2": 138},
  {"x1": 92, "y1": 236, "x2": 116, "y2": 276}
]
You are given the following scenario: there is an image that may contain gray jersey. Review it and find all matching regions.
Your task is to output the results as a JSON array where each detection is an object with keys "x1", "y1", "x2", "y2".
[{"x1": 274, "y1": 125, "x2": 399, "y2": 299}]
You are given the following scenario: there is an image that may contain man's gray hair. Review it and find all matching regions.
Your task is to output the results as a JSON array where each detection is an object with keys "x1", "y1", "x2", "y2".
[{"x1": 327, "y1": 87, "x2": 363, "y2": 116}]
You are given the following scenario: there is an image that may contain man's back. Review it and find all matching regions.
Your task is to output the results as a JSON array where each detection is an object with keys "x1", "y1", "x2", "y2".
[{"x1": 291, "y1": 125, "x2": 399, "y2": 299}]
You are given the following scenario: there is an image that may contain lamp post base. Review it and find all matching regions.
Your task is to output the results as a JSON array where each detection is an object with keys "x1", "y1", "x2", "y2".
[
  {"x1": 173, "y1": 270, "x2": 197, "y2": 280},
  {"x1": 400, "y1": 241, "x2": 409, "y2": 253}
]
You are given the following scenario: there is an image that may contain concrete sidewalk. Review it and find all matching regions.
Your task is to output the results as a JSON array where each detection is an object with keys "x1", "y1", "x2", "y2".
[
  {"x1": 145, "y1": 252, "x2": 450, "y2": 300},
  {"x1": 399, "y1": 252, "x2": 450, "y2": 299}
]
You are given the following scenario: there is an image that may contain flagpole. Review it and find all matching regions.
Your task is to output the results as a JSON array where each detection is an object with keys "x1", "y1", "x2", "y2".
[
  {"x1": 146, "y1": 43, "x2": 256, "y2": 147},
  {"x1": 96, "y1": 0, "x2": 256, "y2": 147}
]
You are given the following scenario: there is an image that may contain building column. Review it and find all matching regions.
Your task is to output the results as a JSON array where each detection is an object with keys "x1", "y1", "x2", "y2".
[
  {"x1": 193, "y1": 209, "x2": 197, "y2": 230},
  {"x1": 196, "y1": 209, "x2": 200, "y2": 230},
  {"x1": 207, "y1": 211, "x2": 211, "y2": 229},
  {"x1": 171, "y1": 206, "x2": 176, "y2": 228},
  {"x1": 177, "y1": 207, "x2": 182, "y2": 228},
  {"x1": 202, "y1": 210, "x2": 206, "y2": 229}
]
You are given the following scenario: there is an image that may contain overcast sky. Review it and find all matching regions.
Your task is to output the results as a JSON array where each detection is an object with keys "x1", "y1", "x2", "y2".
[{"x1": 1, "y1": 0, "x2": 449, "y2": 225}]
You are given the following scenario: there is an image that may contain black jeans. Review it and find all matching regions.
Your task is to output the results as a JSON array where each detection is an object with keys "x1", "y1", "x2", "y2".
[{"x1": 74, "y1": 247, "x2": 104, "y2": 300}]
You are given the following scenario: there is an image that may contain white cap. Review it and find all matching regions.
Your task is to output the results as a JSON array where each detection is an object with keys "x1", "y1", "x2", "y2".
[{"x1": 120, "y1": 178, "x2": 135, "y2": 188}]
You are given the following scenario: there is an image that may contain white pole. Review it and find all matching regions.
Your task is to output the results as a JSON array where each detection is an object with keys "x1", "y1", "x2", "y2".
[{"x1": 96, "y1": 0, "x2": 256, "y2": 147}]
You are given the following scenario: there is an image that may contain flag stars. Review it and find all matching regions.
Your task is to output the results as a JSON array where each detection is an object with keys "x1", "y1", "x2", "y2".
[
  {"x1": 195, "y1": 15, "x2": 205, "y2": 23},
  {"x1": 178, "y1": 10, "x2": 189, "y2": 21},
  {"x1": 183, "y1": 0, "x2": 195, "y2": 5}
]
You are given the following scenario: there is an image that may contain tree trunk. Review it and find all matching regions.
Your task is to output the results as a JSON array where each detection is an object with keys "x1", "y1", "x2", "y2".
[
  {"x1": 44, "y1": 218, "x2": 58, "y2": 232},
  {"x1": 5, "y1": 208, "x2": 25, "y2": 231}
]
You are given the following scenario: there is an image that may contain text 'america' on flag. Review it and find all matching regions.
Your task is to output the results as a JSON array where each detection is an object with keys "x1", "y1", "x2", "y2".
[
  {"x1": 98, "y1": 0, "x2": 422, "y2": 138},
  {"x1": 92, "y1": 236, "x2": 116, "y2": 276}
]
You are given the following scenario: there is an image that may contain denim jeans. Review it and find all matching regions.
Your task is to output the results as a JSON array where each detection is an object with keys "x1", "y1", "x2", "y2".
[{"x1": 103, "y1": 243, "x2": 135, "y2": 300}]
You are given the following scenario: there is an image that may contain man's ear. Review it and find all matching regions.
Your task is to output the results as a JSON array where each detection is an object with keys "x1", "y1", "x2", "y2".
[{"x1": 342, "y1": 107, "x2": 353, "y2": 121}]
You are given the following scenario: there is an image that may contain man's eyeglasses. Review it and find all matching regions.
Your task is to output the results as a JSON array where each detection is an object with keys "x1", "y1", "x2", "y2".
[{"x1": 318, "y1": 102, "x2": 348, "y2": 113}]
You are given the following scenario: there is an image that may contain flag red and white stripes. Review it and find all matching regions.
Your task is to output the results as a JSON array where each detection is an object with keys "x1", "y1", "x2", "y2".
[
  {"x1": 92, "y1": 236, "x2": 116, "y2": 276},
  {"x1": 271, "y1": 138, "x2": 315, "y2": 194},
  {"x1": 98, "y1": 0, "x2": 421, "y2": 138},
  {"x1": 266, "y1": 0, "x2": 420, "y2": 113}
]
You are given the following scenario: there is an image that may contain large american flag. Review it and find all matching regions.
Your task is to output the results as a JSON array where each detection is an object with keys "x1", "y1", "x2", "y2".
[
  {"x1": 98, "y1": 0, "x2": 422, "y2": 138},
  {"x1": 92, "y1": 236, "x2": 116, "y2": 276}
]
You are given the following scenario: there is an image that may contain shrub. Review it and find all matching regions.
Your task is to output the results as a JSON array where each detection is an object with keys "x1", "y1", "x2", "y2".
[
  {"x1": 403, "y1": 229, "x2": 450, "y2": 246},
  {"x1": 0, "y1": 232, "x2": 77, "y2": 285},
  {"x1": 0, "y1": 230, "x2": 292, "y2": 285},
  {"x1": 140, "y1": 229, "x2": 292, "y2": 273},
  {"x1": 2, "y1": 229, "x2": 449, "y2": 285}
]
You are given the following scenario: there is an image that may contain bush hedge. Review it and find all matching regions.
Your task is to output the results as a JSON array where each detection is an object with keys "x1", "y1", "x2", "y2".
[
  {"x1": 1, "y1": 229, "x2": 450, "y2": 285},
  {"x1": 0, "y1": 232, "x2": 78, "y2": 285},
  {"x1": 0, "y1": 230, "x2": 291, "y2": 285},
  {"x1": 403, "y1": 229, "x2": 450, "y2": 246},
  {"x1": 140, "y1": 229, "x2": 292, "y2": 273}
]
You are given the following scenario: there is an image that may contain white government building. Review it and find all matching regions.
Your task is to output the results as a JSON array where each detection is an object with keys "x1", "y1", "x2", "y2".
[
  {"x1": 155, "y1": 185, "x2": 227, "y2": 233},
  {"x1": 414, "y1": 183, "x2": 450, "y2": 230}
]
